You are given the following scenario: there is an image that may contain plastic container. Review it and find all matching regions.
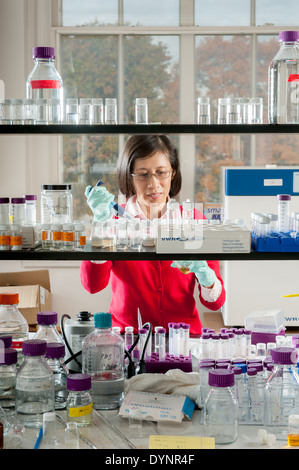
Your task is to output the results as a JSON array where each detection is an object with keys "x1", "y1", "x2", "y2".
[
  {"x1": 24, "y1": 195, "x2": 37, "y2": 226},
  {"x1": 203, "y1": 369, "x2": 238, "y2": 445},
  {"x1": 265, "y1": 347, "x2": 299, "y2": 440},
  {"x1": 0, "y1": 198, "x2": 10, "y2": 225},
  {"x1": 0, "y1": 224, "x2": 10, "y2": 251},
  {"x1": 268, "y1": 31, "x2": 299, "y2": 124},
  {"x1": 105, "y1": 98, "x2": 117, "y2": 124},
  {"x1": 41, "y1": 184, "x2": 73, "y2": 224},
  {"x1": 33, "y1": 311, "x2": 63, "y2": 344},
  {"x1": 135, "y1": 98, "x2": 148, "y2": 124},
  {"x1": 50, "y1": 223, "x2": 62, "y2": 250},
  {"x1": 0, "y1": 347, "x2": 18, "y2": 408},
  {"x1": 10, "y1": 197, "x2": 25, "y2": 226},
  {"x1": 277, "y1": 194, "x2": 291, "y2": 233},
  {"x1": 26, "y1": 46, "x2": 63, "y2": 122},
  {"x1": 82, "y1": 312, "x2": 125, "y2": 410},
  {"x1": 41, "y1": 223, "x2": 51, "y2": 249},
  {"x1": 46, "y1": 342, "x2": 68, "y2": 410},
  {"x1": 15, "y1": 339, "x2": 55, "y2": 428},
  {"x1": 0, "y1": 293, "x2": 28, "y2": 363},
  {"x1": 62, "y1": 223, "x2": 75, "y2": 251},
  {"x1": 10, "y1": 225, "x2": 22, "y2": 251},
  {"x1": 66, "y1": 373, "x2": 92, "y2": 427}
]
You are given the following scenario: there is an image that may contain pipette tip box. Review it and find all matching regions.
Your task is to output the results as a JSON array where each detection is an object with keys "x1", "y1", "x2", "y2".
[{"x1": 145, "y1": 352, "x2": 192, "y2": 374}]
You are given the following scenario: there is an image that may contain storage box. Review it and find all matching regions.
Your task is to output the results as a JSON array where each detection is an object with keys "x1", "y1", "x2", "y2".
[{"x1": 0, "y1": 270, "x2": 51, "y2": 326}]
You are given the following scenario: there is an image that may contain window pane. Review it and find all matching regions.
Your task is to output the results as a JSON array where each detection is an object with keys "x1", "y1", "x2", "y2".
[
  {"x1": 256, "y1": 0, "x2": 299, "y2": 26},
  {"x1": 123, "y1": 0, "x2": 179, "y2": 26},
  {"x1": 123, "y1": 36, "x2": 179, "y2": 124},
  {"x1": 60, "y1": 35, "x2": 119, "y2": 221},
  {"x1": 195, "y1": 35, "x2": 251, "y2": 204},
  {"x1": 195, "y1": 0, "x2": 250, "y2": 26},
  {"x1": 62, "y1": 0, "x2": 118, "y2": 26}
]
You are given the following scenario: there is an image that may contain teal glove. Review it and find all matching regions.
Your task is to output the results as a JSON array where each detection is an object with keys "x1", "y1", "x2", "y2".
[
  {"x1": 85, "y1": 185, "x2": 115, "y2": 221},
  {"x1": 171, "y1": 260, "x2": 216, "y2": 287}
]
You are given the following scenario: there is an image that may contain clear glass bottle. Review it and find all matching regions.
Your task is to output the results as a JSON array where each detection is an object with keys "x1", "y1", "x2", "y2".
[
  {"x1": 62, "y1": 223, "x2": 75, "y2": 251},
  {"x1": 0, "y1": 292, "x2": 28, "y2": 364},
  {"x1": 66, "y1": 373, "x2": 92, "y2": 427},
  {"x1": 0, "y1": 347, "x2": 18, "y2": 409},
  {"x1": 268, "y1": 30, "x2": 299, "y2": 124},
  {"x1": 15, "y1": 339, "x2": 55, "y2": 428},
  {"x1": 26, "y1": 46, "x2": 63, "y2": 122},
  {"x1": 104, "y1": 98, "x2": 117, "y2": 124},
  {"x1": 203, "y1": 369, "x2": 238, "y2": 445},
  {"x1": 33, "y1": 311, "x2": 64, "y2": 344},
  {"x1": 247, "y1": 367, "x2": 264, "y2": 424},
  {"x1": 50, "y1": 223, "x2": 62, "y2": 250},
  {"x1": 41, "y1": 184, "x2": 73, "y2": 225},
  {"x1": 74, "y1": 223, "x2": 86, "y2": 251},
  {"x1": 45, "y1": 342, "x2": 68, "y2": 410},
  {"x1": 0, "y1": 224, "x2": 10, "y2": 251},
  {"x1": 82, "y1": 312, "x2": 125, "y2": 410},
  {"x1": 198, "y1": 361, "x2": 215, "y2": 407},
  {"x1": 41, "y1": 223, "x2": 51, "y2": 249},
  {"x1": 135, "y1": 98, "x2": 148, "y2": 124},
  {"x1": 10, "y1": 224, "x2": 22, "y2": 251},
  {"x1": 265, "y1": 347, "x2": 299, "y2": 440}
]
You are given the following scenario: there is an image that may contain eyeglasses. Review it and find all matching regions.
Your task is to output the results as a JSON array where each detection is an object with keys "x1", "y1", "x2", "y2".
[{"x1": 131, "y1": 169, "x2": 172, "y2": 181}]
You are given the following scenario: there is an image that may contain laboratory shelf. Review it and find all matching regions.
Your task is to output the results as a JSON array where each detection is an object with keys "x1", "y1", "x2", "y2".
[
  {"x1": 1, "y1": 123, "x2": 299, "y2": 135},
  {"x1": 2, "y1": 245, "x2": 299, "y2": 261}
]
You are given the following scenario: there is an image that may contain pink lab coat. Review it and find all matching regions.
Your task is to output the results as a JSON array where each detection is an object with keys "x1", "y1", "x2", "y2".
[{"x1": 80, "y1": 258, "x2": 225, "y2": 335}]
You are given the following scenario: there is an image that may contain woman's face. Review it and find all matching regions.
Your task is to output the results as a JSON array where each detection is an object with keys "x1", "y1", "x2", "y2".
[{"x1": 131, "y1": 151, "x2": 174, "y2": 218}]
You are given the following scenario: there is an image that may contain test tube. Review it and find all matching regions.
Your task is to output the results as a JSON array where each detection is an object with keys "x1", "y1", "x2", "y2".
[
  {"x1": 154, "y1": 326, "x2": 163, "y2": 353},
  {"x1": 172, "y1": 324, "x2": 180, "y2": 357},
  {"x1": 138, "y1": 328, "x2": 148, "y2": 358},
  {"x1": 181, "y1": 324, "x2": 190, "y2": 357},
  {"x1": 135, "y1": 98, "x2": 148, "y2": 124},
  {"x1": 24, "y1": 194, "x2": 37, "y2": 226},
  {"x1": 125, "y1": 326, "x2": 134, "y2": 351},
  {"x1": 197, "y1": 97, "x2": 210, "y2": 124},
  {"x1": 277, "y1": 194, "x2": 291, "y2": 233},
  {"x1": 199, "y1": 333, "x2": 211, "y2": 360},
  {"x1": 0, "y1": 198, "x2": 10, "y2": 224},
  {"x1": 157, "y1": 328, "x2": 166, "y2": 361},
  {"x1": 168, "y1": 322, "x2": 174, "y2": 355},
  {"x1": 10, "y1": 197, "x2": 25, "y2": 226}
]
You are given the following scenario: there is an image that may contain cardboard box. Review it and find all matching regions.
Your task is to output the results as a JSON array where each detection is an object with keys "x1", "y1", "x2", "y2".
[{"x1": 0, "y1": 270, "x2": 51, "y2": 326}]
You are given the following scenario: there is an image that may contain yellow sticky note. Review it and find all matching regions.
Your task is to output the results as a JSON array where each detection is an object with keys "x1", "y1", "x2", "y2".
[{"x1": 149, "y1": 435, "x2": 215, "y2": 449}]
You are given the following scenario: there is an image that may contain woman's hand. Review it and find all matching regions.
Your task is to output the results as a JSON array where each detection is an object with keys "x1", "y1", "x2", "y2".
[
  {"x1": 171, "y1": 260, "x2": 216, "y2": 287},
  {"x1": 85, "y1": 185, "x2": 115, "y2": 221}
]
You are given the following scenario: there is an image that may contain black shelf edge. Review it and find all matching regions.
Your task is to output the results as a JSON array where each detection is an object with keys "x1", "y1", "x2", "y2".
[
  {"x1": 1, "y1": 124, "x2": 299, "y2": 135},
  {"x1": 2, "y1": 249, "x2": 299, "y2": 261}
]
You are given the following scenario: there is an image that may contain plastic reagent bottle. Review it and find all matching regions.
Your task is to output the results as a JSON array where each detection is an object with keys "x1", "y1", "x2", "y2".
[
  {"x1": 15, "y1": 339, "x2": 55, "y2": 428},
  {"x1": 0, "y1": 292, "x2": 29, "y2": 363},
  {"x1": 34, "y1": 311, "x2": 64, "y2": 344},
  {"x1": 268, "y1": 30, "x2": 299, "y2": 124},
  {"x1": 265, "y1": 347, "x2": 299, "y2": 440},
  {"x1": 0, "y1": 347, "x2": 18, "y2": 409},
  {"x1": 26, "y1": 46, "x2": 63, "y2": 122},
  {"x1": 82, "y1": 312, "x2": 125, "y2": 410},
  {"x1": 203, "y1": 369, "x2": 238, "y2": 445}
]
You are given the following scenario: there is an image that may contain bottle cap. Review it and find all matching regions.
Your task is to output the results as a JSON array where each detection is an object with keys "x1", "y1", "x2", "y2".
[
  {"x1": 37, "y1": 311, "x2": 58, "y2": 325},
  {"x1": 271, "y1": 347, "x2": 298, "y2": 365},
  {"x1": 45, "y1": 342, "x2": 65, "y2": 359},
  {"x1": 208, "y1": 369, "x2": 235, "y2": 387},
  {"x1": 43, "y1": 412, "x2": 56, "y2": 423},
  {"x1": 0, "y1": 292, "x2": 19, "y2": 305},
  {"x1": 0, "y1": 335, "x2": 12, "y2": 348},
  {"x1": 277, "y1": 194, "x2": 291, "y2": 201},
  {"x1": 279, "y1": 31, "x2": 299, "y2": 43},
  {"x1": 24, "y1": 195, "x2": 37, "y2": 201},
  {"x1": 94, "y1": 312, "x2": 112, "y2": 328},
  {"x1": 247, "y1": 367, "x2": 257, "y2": 376},
  {"x1": 22, "y1": 339, "x2": 47, "y2": 356},
  {"x1": 0, "y1": 347, "x2": 18, "y2": 365},
  {"x1": 32, "y1": 46, "x2": 55, "y2": 59},
  {"x1": 42, "y1": 184, "x2": 72, "y2": 191},
  {"x1": 67, "y1": 373, "x2": 91, "y2": 392},
  {"x1": 247, "y1": 362, "x2": 263, "y2": 372},
  {"x1": 11, "y1": 197, "x2": 25, "y2": 204},
  {"x1": 0, "y1": 198, "x2": 9, "y2": 204}
]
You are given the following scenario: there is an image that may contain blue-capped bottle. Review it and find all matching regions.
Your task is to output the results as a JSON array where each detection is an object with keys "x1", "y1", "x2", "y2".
[{"x1": 82, "y1": 312, "x2": 125, "y2": 410}]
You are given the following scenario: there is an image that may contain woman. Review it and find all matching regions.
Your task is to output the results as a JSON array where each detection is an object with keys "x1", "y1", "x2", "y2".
[{"x1": 80, "y1": 135, "x2": 225, "y2": 335}]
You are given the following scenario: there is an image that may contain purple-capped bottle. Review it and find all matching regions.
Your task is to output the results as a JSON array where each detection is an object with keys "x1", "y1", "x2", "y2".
[
  {"x1": 66, "y1": 373, "x2": 92, "y2": 427},
  {"x1": 26, "y1": 46, "x2": 63, "y2": 122},
  {"x1": 265, "y1": 347, "x2": 299, "y2": 440},
  {"x1": 203, "y1": 369, "x2": 238, "y2": 444},
  {"x1": 0, "y1": 346, "x2": 18, "y2": 408},
  {"x1": 15, "y1": 339, "x2": 55, "y2": 428},
  {"x1": 268, "y1": 30, "x2": 299, "y2": 124},
  {"x1": 34, "y1": 311, "x2": 63, "y2": 344}
]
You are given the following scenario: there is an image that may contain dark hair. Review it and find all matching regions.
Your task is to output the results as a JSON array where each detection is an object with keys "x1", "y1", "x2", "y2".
[{"x1": 117, "y1": 135, "x2": 182, "y2": 198}]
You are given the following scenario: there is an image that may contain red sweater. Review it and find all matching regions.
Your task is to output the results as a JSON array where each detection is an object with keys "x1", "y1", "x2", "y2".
[{"x1": 80, "y1": 258, "x2": 225, "y2": 335}]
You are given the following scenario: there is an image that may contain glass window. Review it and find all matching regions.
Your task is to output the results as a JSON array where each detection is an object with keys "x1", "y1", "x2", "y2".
[
  {"x1": 195, "y1": 0, "x2": 250, "y2": 26},
  {"x1": 62, "y1": 0, "x2": 118, "y2": 26},
  {"x1": 123, "y1": 0, "x2": 179, "y2": 26},
  {"x1": 256, "y1": 0, "x2": 299, "y2": 26}
]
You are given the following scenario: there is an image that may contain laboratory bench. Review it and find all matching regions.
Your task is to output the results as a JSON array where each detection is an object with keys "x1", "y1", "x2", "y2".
[{"x1": 6, "y1": 408, "x2": 292, "y2": 451}]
